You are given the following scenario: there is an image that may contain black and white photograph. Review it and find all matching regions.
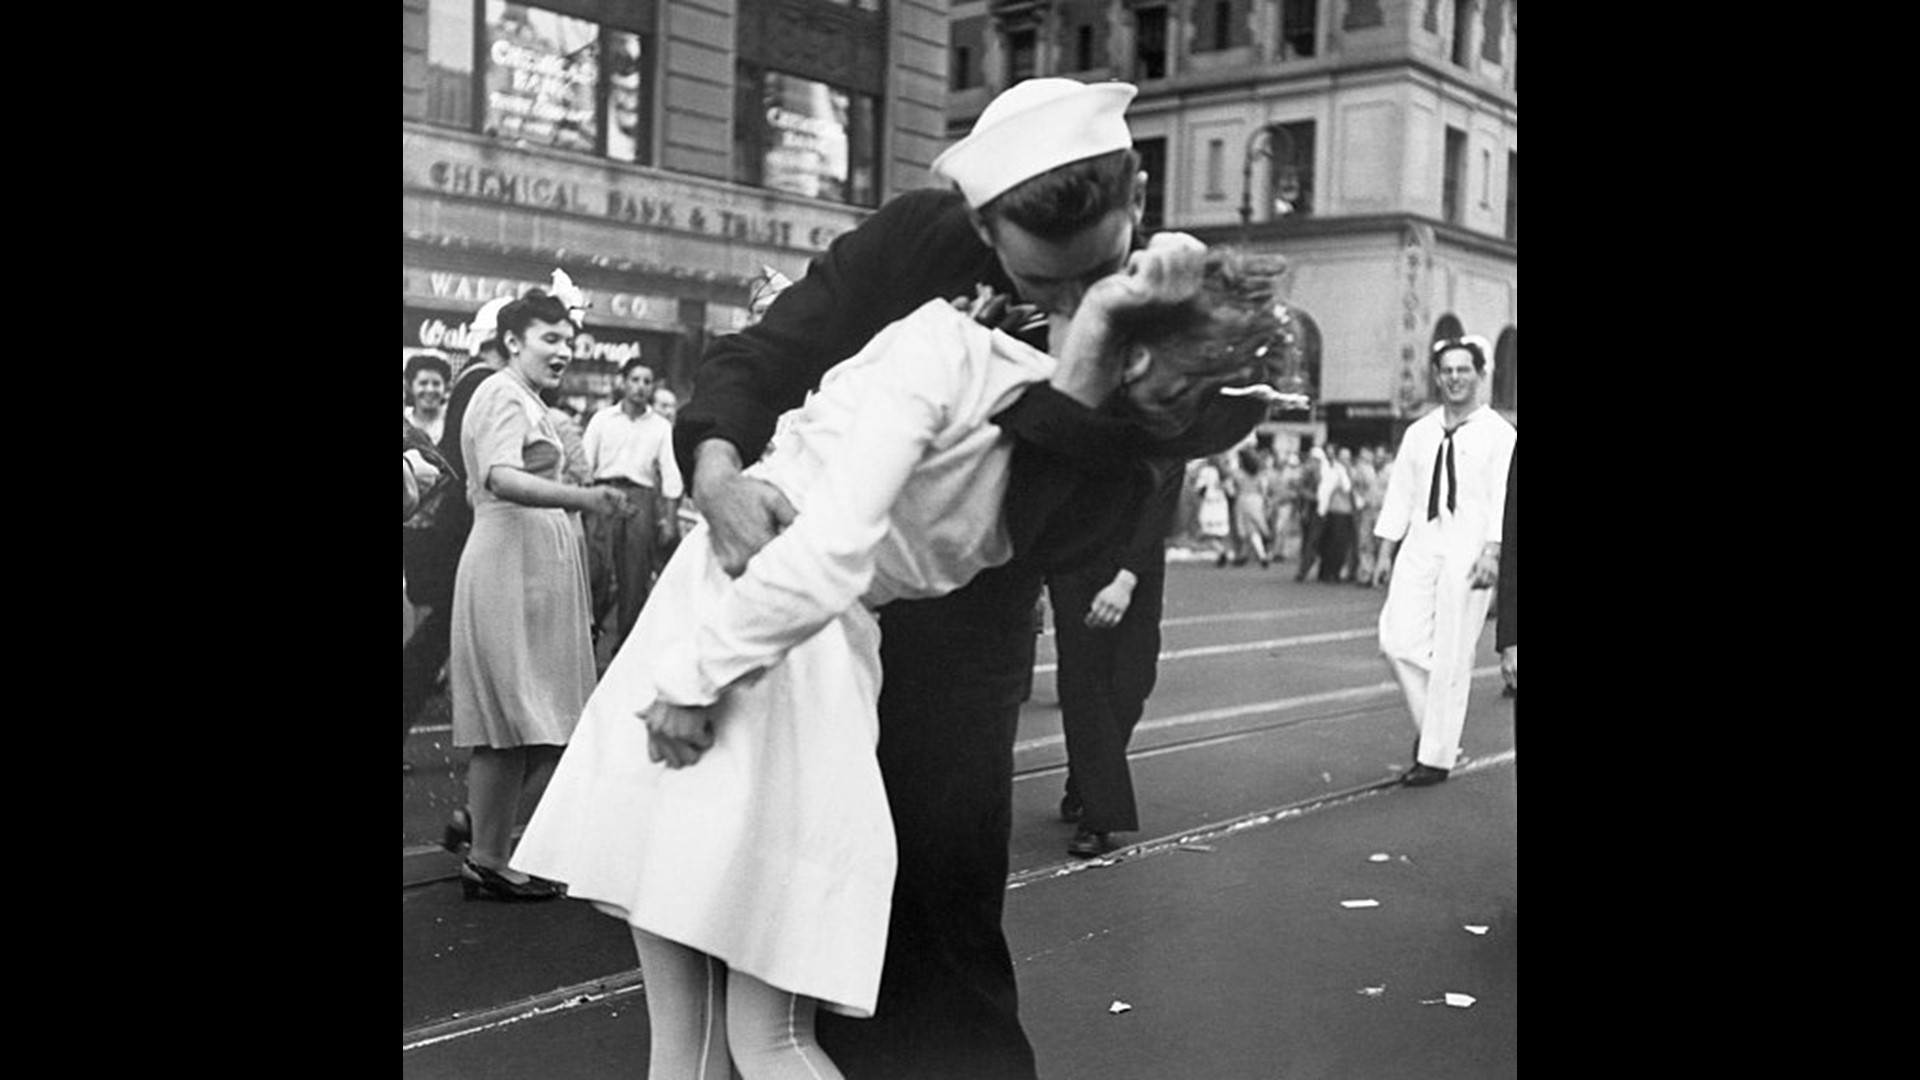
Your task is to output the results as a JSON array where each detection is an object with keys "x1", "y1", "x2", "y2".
[{"x1": 403, "y1": 2, "x2": 1520, "y2": 1076}]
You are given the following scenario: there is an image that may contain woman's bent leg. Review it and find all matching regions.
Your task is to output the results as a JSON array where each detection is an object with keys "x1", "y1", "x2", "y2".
[
  {"x1": 726, "y1": 969, "x2": 844, "y2": 1080},
  {"x1": 632, "y1": 929, "x2": 733, "y2": 1080}
]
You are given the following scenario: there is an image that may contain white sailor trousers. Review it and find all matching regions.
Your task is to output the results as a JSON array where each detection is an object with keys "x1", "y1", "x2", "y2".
[{"x1": 1378, "y1": 534, "x2": 1492, "y2": 770}]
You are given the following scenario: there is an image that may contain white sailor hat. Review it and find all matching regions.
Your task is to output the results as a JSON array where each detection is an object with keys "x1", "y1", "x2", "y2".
[
  {"x1": 468, "y1": 296, "x2": 512, "y2": 347},
  {"x1": 931, "y1": 78, "x2": 1139, "y2": 209}
]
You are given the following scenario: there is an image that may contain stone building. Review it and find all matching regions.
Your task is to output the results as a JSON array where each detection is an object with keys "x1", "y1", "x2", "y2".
[
  {"x1": 948, "y1": 0, "x2": 1517, "y2": 449},
  {"x1": 403, "y1": 0, "x2": 952, "y2": 413}
]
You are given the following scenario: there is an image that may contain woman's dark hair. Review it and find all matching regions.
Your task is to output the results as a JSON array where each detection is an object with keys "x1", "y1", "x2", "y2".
[
  {"x1": 496, "y1": 289, "x2": 574, "y2": 342},
  {"x1": 978, "y1": 149, "x2": 1141, "y2": 240},
  {"x1": 1110, "y1": 250, "x2": 1290, "y2": 386},
  {"x1": 404, "y1": 354, "x2": 452, "y2": 387}
]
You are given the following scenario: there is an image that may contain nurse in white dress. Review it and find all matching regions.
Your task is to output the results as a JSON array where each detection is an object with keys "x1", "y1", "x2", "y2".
[{"x1": 511, "y1": 243, "x2": 1293, "y2": 1079}]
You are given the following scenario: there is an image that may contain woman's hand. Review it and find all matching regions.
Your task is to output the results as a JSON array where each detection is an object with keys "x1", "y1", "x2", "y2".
[
  {"x1": 584, "y1": 485, "x2": 629, "y2": 517},
  {"x1": 1084, "y1": 570, "x2": 1138, "y2": 629},
  {"x1": 642, "y1": 700, "x2": 715, "y2": 768}
]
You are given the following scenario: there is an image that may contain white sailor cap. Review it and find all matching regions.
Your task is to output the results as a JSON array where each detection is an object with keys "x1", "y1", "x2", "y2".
[
  {"x1": 469, "y1": 296, "x2": 512, "y2": 346},
  {"x1": 931, "y1": 78, "x2": 1139, "y2": 209}
]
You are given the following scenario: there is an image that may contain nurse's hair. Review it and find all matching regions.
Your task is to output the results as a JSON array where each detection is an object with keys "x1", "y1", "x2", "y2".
[
  {"x1": 496, "y1": 290, "x2": 575, "y2": 344},
  {"x1": 1110, "y1": 249, "x2": 1291, "y2": 390}
]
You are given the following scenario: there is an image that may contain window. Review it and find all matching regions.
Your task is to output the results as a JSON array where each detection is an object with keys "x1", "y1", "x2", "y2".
[
  {"x1": 1481, "y1": 148, "x2": 1491, "y2": 207},
  {"x1": 1007, "y1": 28, "x2": 1037, "y2": 83},
  {"x1": 1491, "y1": 326, "x2": 1516, "y2": 409},
  {"x1": 1195, "y1": 0, "x2": 1247, "y2": 54},
  {"x1": 1505, "y1": 150, "x2": 1516, "y2": 240},
  {"x1": 1136, "y1": 137, "x2": 1167, "y2": 232},
  {"x1": 415, "y1": 1, "x2": 656, "y2": 167},
  {"x1": 951, "y1": 16, "x2": 986, "y2": 90},
  {"x1": 1135, "y1": 6, "x2": 1168, "y2": 79},
  {"x1": 734, "y1": 63, "x2": 880, "y2": 207},
  {"x1": 1206, "y1": 139, "x2": 1226, "y2": 199},
  {"x1": 1267, "y1": 121, "x2": 1315, "y2": 217},
  {"x1": 1280, "y1": 0, "x2": 1317, "y2": 59},
  {"x1": 1442, "y1": 127, "x2": 1466, "y2": 224},
  {"x1": 423, "y1": 0, "x2": 475, "y2": 127},
  {"x1": 1076, "y1": 25, "x2": 1095, "y2": 71},
  {"x1": 1452, "y1": 0, "x2": 1474, "y2": 67}
]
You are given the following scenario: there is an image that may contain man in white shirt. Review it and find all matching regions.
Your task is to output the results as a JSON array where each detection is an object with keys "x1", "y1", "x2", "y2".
[
  {"x1": 1372, "y1": 336, "x2": 1516, "y2": 786},
  {"x1": 583, "y1": 359, "x2": 684, "y2": 649}
]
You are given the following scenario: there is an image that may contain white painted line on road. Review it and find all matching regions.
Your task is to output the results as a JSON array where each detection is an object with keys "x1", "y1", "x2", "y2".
[
  {"x1": 1013, "y1": 664, "x2": 1501, "y2": 757},
  {"x1": 1045, "y1": 606, "x2": 1354, "y2": 637},
  {"x1": 1033, "y1": 626, "x2": 1375, "y2": 675},
  {"x1": 407, "y1": 627, "x2": 1385, "y2": 738},
  {"x1": 1009, "y1": 747, "x2": 1516, "y2": 892}
]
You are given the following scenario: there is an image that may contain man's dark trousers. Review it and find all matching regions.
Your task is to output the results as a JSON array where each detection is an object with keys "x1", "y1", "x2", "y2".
[
  {"x1": 587, "y1": 480, "x2": 660, "y2": 643},
  {"x1": 814, "y1": 561, "x2": 1043, "y2": 1080},
  {"x1": 1048, "y1": 560, "x2": 1164, "y2": 834}
]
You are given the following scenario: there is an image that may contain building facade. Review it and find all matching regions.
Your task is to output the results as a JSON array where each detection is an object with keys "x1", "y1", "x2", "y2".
[
  {"x1": 948, "y1": 0, "x2": 1517, "y2": 451},
  {"x1": 403, "y1": 0, "x2": 952, "y2": 413}
]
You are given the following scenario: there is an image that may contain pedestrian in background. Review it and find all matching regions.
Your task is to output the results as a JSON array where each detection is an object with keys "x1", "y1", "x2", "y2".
[
  {"x1": 1228, "y1": 445, "x2": 1272, "y2": 568},
  {"x1": 1318, "y1": 446, "x2": 1357, "y2": 582},
  {"x1": 650, "y1": 386, "x2": 678, "y2": 424},
  {"x1": 1373, "y1": 336, "x2": 1516, "y2": 786},
  {"x1": 1270, "y1": 449, "x2": 1300, "y2": 560},
  {"x1": 1195, "y1": 454, "x2": 1232, "y2": 564},
  {"x1": 1292, "y1": 446, "x2": 1327, "y2": 581},
  {"x1": 1051, "y1": 458, "x2": 1183, "y2": 857},
  {"x1": 582, "y1": 359, "x2": 683, "y2": 654},
  {"x1": 448, "y1": 289, "x2": 628, "y2": 901},
  {"x1": 1348, "y1": 446, "x2": 1380, "y2": 584},
  {"x1": 404, "y1": 354, "x2": 452, "y2": 445}
]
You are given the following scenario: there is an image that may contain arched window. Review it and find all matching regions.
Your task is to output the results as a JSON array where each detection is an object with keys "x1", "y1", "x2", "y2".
[
  {"x1": 1492, "y1": 325, "x2": 1516, "y2": 410},
  {"x1": 1266, "y1": 305, "x2": 1321, "y2": 421}
]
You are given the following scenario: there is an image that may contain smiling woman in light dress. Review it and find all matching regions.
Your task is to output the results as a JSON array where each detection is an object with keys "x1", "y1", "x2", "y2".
[
  {"x1": 446, "y1": 288, "x2": 627, "y2": 903},
  {"x1": 512, "y1": 244, "x2": 1298, "y2": 1079}
]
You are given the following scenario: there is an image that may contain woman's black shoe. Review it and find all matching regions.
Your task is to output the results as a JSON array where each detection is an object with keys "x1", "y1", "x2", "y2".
[
  {"x1": 1068, "y1": 828, "x2": 1119, "y2": 858},
  {"x1": 1402, "y1": 763, "x2": 1450, "y2": 787},
  {"x1": 441, "y1": 808, "x2": 472, "y2": 853},
  {"x1": 460, "y1": 860, "x2": 563, "y2": 902}
]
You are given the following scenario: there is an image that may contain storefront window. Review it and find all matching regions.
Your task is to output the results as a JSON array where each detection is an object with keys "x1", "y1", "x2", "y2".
[
  {"x1": 416, "y1": 2, "x2": 654, "y2": 165},
  {"x1": 734, "y1": 64, "x2": 879, "y2": 207},
  {"x1": 483, "y1": 2, "x2": 601, "y2": 153}
]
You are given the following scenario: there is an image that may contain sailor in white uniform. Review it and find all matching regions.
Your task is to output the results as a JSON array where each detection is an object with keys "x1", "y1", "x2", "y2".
[{"x1": 1372, "y1": 335, "x2": 1516, "y2": 785}]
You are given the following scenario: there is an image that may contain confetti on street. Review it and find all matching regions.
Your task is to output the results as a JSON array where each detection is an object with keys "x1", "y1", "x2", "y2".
[
  {"x1": 1368, "y1": 853, "x2": 1391, "y2": 862},
  {"x1": 1420, "y1": 993, "x2": 1477, "y2": 1008},
  {"x1": 1340, "y1": 899, "x2": 1380, "y2": 909},
  {"x1": 1464, "y1": 925, "x2": 1489, "y2": 935},
  {"x1": 1109, "y1": 1001, "x2": 1132, "y2": 1014},
  {"x1": 1357, "y1": 986, "x2": 1386, "y2": 998}
]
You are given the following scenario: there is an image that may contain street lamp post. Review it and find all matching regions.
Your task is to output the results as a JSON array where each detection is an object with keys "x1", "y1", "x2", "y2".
[{"x1": 1238, "y1": 125, "x2": 1274, "y2": 247}]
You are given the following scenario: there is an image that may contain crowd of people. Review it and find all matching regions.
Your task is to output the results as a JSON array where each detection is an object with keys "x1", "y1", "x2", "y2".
[
  {"x1": 401, "y1": 75, "x2": 1514, "y2": 1080},
  {"x1": 1177, "y1": 442, "x2": 1397, "y2": 583}
]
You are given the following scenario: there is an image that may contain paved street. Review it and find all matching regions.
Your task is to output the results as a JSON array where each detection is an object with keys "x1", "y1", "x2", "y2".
[{"x1": 403, "y1": 557, "x2": 1518, "y2": 1078}]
